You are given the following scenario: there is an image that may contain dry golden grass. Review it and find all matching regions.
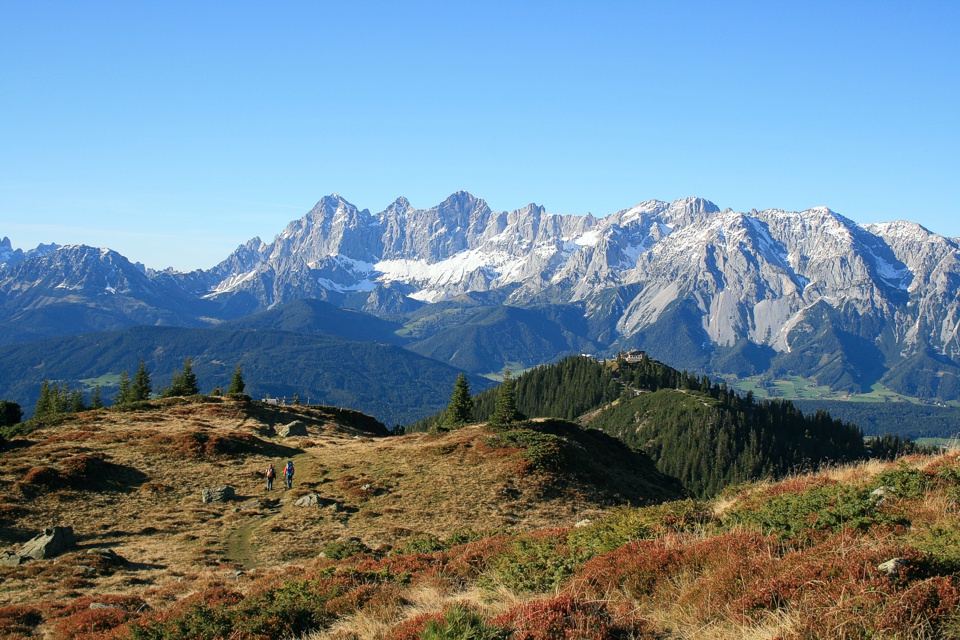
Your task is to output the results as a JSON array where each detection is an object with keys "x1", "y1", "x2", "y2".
[{"x1": 0, "y1": 398, "x2": 632, "y2": 617}]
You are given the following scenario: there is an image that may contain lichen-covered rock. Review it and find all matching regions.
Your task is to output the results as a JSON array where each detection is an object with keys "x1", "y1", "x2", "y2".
[
  {"x1": 878, "y1": 557, "x2": 908, "y2": 577},
  {"x1": 277, "y1": 421, "x2": 308, "y2": 438},
  {"x1": 201, "y1": 485, "x2": 235, "y2": 503},
  {"x1": 18, "y1": 526, "x2": 76, "y2": 560}
]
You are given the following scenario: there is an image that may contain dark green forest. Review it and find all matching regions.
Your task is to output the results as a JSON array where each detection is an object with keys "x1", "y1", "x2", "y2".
[
  {"x1": 413, "y1": 354, "x2": 868, "y2": 497},
  {"x1": 0, "y1": 326, "x2": 494, "y2": 427},
  {"x1": 791, "y1": 399, "x2": 960, "y2": 439}
]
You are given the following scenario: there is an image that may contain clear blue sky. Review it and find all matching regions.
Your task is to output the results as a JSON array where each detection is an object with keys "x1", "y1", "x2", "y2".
[{"x1": 2, "y1": 1, "x2": 958, "y2": 270}]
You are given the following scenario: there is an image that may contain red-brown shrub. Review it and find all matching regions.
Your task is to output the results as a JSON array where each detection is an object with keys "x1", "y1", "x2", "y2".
[
  {"x1": 50, "y1": 607, "x2": 131, "y2": 640},
  {"x1": 570, "y1": 539, "x2": 686, "y2": 600},
  {"x1": 144, "y1": 430, "x2": 258, "y2": 459},
  {"x1": 60, "y1": 453, "x2": 108, "y2": 483},
  {"x1": 877, "y1": 576, "x2": 960, "y2": 634},
  {"x1": 18, "y1": 465, "x2": 64, "y2": 487},
  {"x1": 50, "y1": 594, "x2": 147, "y2": 618},
  {"x1": 0, "y1": 605, "x2": 43, "y2": 636},
  {"x1": 441, "y1": 534, "x2": 513, "y2": 583},
  {"x1": 382, "y1": 612, "x2": 445, "y2": 640},
  {"x1": 494, "y1": 595, "x2": 650, "y2": 639}
]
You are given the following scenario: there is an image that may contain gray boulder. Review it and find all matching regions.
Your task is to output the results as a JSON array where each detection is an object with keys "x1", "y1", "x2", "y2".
[
  {"x1": 19, "y1": 526, "x2": 76, "y2": 560},
  {"x1": 277, "y1": 421, "x2": 308, "y2": 438},
  {"x1": 202, "y1": 485, "x2": 236, "y2": 504},
  {"x1": 0, "y1": 551, "x2": 26, "y2": 566},
  {"x1": 295, "y1": 493, "x2": 341, "y2": 511},
  {"x1": 878, "y1": 557, "x2": 908, "y2": 577},
  {"x1": 295, "y1": 493, "x2": 321, "y2": 507}
]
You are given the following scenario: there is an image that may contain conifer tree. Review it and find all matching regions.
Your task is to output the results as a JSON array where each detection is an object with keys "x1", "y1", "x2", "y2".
[
  {"x1": 489, "y1": 369, "x2": 525, "y2": 429},
  {"x1": 115, "y1": 371, "x2": 131, "y2": 406},
  {"x1": 89, "y1": 385, "x2": 103, "y2": 410},
  {"x1": 35, "y1": 380, "x2": 53, "y2": 418},
  {"x1": 131, "y1": 359, "x2": 152, "y2": 402},
  {"x1": 163, "y1": 357, "x2": 200, "y2": 397},
  {"x1": 443, "y1": 373, "x2": 474, "y2": 429},
  {"x1": 180, "y1": 357, "x2": 199, "y2": 395},
  {"x1": 227, "y1": 364, "x2": 245, "y2": 396},
  {"x1": 0, "y1": 400, "x2": 23, "y2": 427},
  {"x1": 68, "y1": 388, "x2": 86, "y2": 413}
]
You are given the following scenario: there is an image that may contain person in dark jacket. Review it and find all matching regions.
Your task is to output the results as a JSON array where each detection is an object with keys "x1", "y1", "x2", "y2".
[{"x1": 265, "y1": 463, "x2": 276, "y2": 491}]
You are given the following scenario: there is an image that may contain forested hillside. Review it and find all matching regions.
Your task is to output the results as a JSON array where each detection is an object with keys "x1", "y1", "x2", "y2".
[
  {"x1": 415, "y1": 355, "x2": 867, "y2": 497},
  {"x1": 0, "y1": 325, "x2": 494, "y2": 426}
]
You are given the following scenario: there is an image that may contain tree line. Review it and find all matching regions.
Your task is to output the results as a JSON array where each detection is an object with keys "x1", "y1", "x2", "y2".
[
  {"x1": 411, "y1": 354, "x2": 927, "y2": 497},
  {"x1": 27, "y1": 359, "x2": 247, "y2": 421}
]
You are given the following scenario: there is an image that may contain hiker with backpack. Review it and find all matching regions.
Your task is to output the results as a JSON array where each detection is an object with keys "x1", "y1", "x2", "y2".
[
  {"x1": 265, "y1": 463, "x2": 276, "y2": 491},
  {"x1": 283, "y1": 460, "x2": 294, "y2": 489}
]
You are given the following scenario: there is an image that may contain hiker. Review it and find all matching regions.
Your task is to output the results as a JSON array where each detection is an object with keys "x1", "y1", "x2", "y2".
[
  {"x1": 265, "y1": 463, "x2": 276, "y2": 491},
  {"x1": 284, "y1": 460, "x2": 294, "y2": 489}
]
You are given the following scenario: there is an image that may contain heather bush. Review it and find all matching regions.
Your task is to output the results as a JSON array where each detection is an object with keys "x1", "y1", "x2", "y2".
[
  {"x1": 483, "y1": 531, "x2": 587, "y2": 594},
  {"x1": 323, "y1": 538, "x2": 373, "y2": 560},
  {"x1": 400, "y1": 533, "x2": 446, "y2": 555},
  {"x1": 420, "y1": 604, "x2": 508, "y2": 640},
  {"x1": 0, "y1": 605, "x2": 43, "y2": 637},
  {"x1": 494, "y1": 595, "x2": 647, "y2": 640},
  {"x1": 571, "y1": 538, "x2": 688, "y2": 602},
  {"x1": 51, "y1": 607, "x2": 131, "y2": 640},
  {"x1": 725, "y1": 481, "x2": 903, "y2": 540},
  {"x1": 568, "y1": 500, "x2": 710, "y2": 555},
  {"x1": 484, "y1": 429, "x2": 567, "y2": 473},
  {"x1": 871, "y1": 464, "x2": 935, "y2": 501},
  {"x1": 383, "y1": 612, "x2": 445, "y2": 640},
  {"x1": 441, "y1": 534, "x2": 512, "y2": 583}
]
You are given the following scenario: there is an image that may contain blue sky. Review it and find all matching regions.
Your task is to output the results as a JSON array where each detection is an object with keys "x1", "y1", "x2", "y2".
[{"x1": 2, "y1": 1, "x2": 958, "y2": 270}]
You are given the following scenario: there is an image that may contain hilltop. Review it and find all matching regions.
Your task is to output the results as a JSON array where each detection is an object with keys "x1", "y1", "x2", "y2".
[
  {"x1": 1, "y1": 395, "x2": 958, "y2": 638},
  {"x1": 0, "y1": 395, "x2": 682, "y2": 635},
  {"x1": 418, "y1": 355, "x2": 868, "y2": 497}
]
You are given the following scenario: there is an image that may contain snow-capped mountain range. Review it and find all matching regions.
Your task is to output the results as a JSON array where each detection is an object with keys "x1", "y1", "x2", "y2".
[{"x1": 3, "y1": 192, "x2": 960, "y2": 399}]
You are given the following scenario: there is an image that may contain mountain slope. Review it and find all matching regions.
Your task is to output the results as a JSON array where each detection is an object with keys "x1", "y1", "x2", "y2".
[
  {"x1": 6, "y1": 191, "x2": 960, "y2": 402},
  {"x1": 0, "y1": 326, "x2": 494, "y2": 426},
  {"x1": 0, "y1": 245, "x2": 210, "y2": 343},
  {"x1": 3, "y1": 396, "x2": 958, "y2": 639},
  {"x1": 404, "y1": 304, "x2": 599, "y2": 374}
]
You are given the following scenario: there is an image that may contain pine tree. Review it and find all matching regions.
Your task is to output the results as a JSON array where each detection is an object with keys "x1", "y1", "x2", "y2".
[
  {"x1": 115, "y1": 371, "x2": 131, "y2": 406},
  {"x1": 0, "y1": 400, "x2": 23, "y2": 426},
  {"x1": 163, "y1": 357, "x2": 200, "y2": 397},
  {"x1": 443, "y1": 373, "x2": 474, "y2": 429},
  {"x1": 489, "y1": 369, "x2": 525, "y2": 430},
  {"x1": 131, "y1": 359, "x2": 152, "y2": 402},
  {"x1": 180, "y1": 357, "x2": 199, "y2": 395},
  {"x1": 227, "y1": 364, "x2": 245, "y2": 396},
  {"x1": 89, "y1": 385, "x2": 104, "y2": 410},
  {"x1": 35, "y1": 380, "x2": 54, "y2": 418},
  {"x1": 68, "y1": 388, "x2": 86, "y2": 413}
]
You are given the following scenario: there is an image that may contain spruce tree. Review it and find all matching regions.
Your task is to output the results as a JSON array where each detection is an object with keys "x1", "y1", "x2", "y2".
[
  {"x1": 115, "y1": 371, "x2": 131, "y2": 406},
  {"x1": 89, "y1": 385, "x2": 104, "y2": 410},
  {"x1": 443, "y1": 373, "x2": 474, "y2": 429},
  {"x1": 163, "y1": 357, "x2": 200, "y2": 397},
  {"x1": 131, "y1": 359, "x2": 152, "y2": 402},
  {"x1": 489, "y1": 369, "x2": 525, "y2": 429},
  {"x1": 227, "y1": 364, "x2": 245, "y2": 396},
  {"x1": 180, "y1": 357, "x2": 199, "y2": 395},
  {"x1": 68, "y1": 388, "x2": 86, "y2": 413},
  {"x1": 0, "y1": 400, "x2": 23, "y2": 427},
  {"x1": 35, "y1": 380, "x2": 53, "y2": 418}
]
